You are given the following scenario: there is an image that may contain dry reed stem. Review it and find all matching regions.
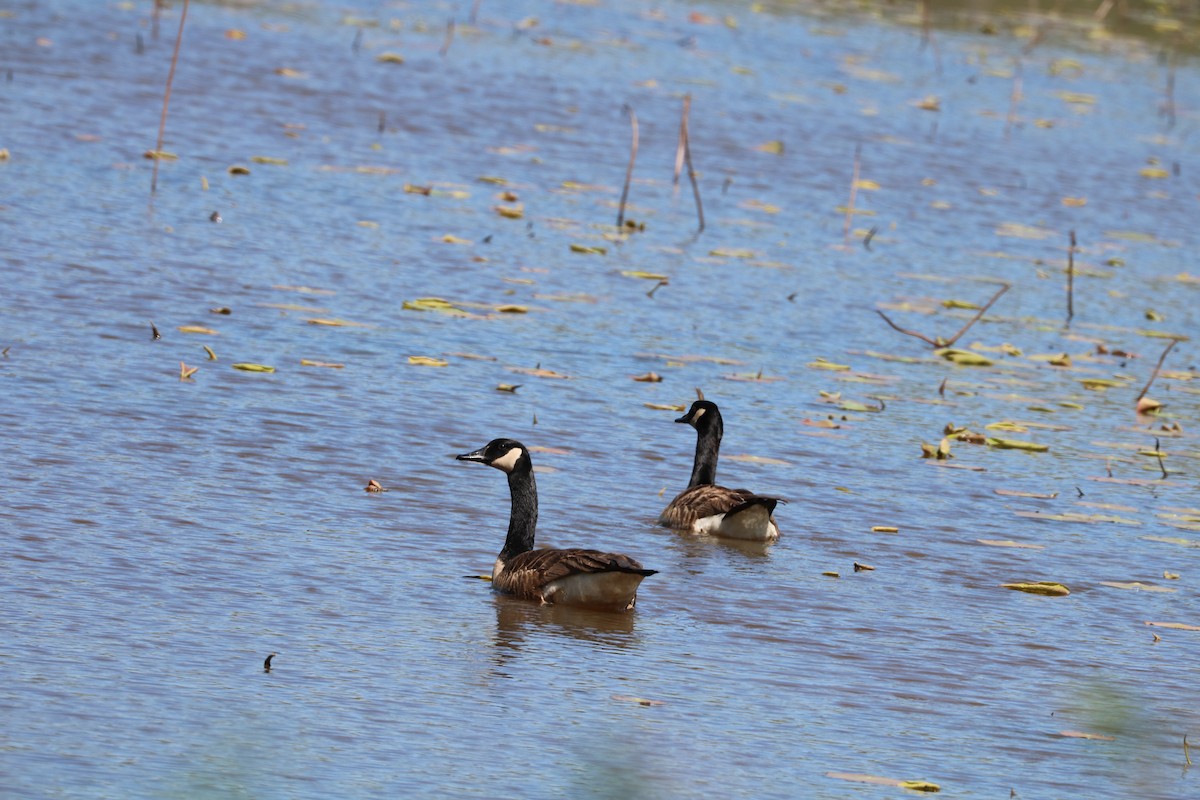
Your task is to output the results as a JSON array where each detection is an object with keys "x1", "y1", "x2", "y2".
[
  {"x1": 673, "y1": 95, "x2": 690, "y2": 189},
  {"x1": 440, "y1": 18, "x2": 455, "y2": 57},
  {"x1": 876, "y1": 284, "x2": 1009, "y2": 348},
  {"x1": 1004, "y1": 62, "x2": 1022, "y2": 140},
  {"x1": 616, "y1": 104, "x2": 638, "y2": 229},
  {"x1": 1163, "y1": 50, "x2": 1177, "y2": 128},
  {"x1": 843, "y1": 144, "x2": 861, "y2": 245},
  {"x1": 680, "y1": 96, "x2": 704, "y2": 232},
  {"x1": 1135, "y1": 338, "x2": 1179, "y2": 403},
  {"x1": 151, "y1": 0, "x2": 190, "y2": 195}
]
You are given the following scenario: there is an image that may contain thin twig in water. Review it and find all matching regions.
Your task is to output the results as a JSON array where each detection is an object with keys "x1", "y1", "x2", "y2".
[
  {"x1": 876, "y1": 283, "x2": 1009, "y2": 348},
  {"x1": 1154, "y1": 436, "x2": 1168, "y2": 479},
  {"x1": 151, "y1": 0, "x2": 190, "y2": 195},
  {"x1": 918, "y1": 0, "x2": 941, "y2": 72},
  {"x1": 469, "y1": 0, "x2": 482, "y2": 25},
  {"x1": 1136, "y1": 338, "x2": 1178, "y2": 403},
  {"x1": 843, "y1": 144, "x2": 861, "y2": 245},
  {"x1": 440, "y1": 17, "x2": 455, "y2": 57},
  {"x1": 680, "y1": 96, "x2": 704, "y2": 233},
  {"x1": 1066, "y1": 229, "x2": 1076, "y2": 326},
  {"x1": 152, "y1": 0, "x2": 163, "y2": 40},
  {"x1": 1163, "y1": 49, "x2": 1177, "y2": 128},
  {"x1": 1004, "y1": 61, "x2": 1023, "y2": 140},
  {"x1": 616, "y1": 105, "x2": 638, "y2": 229},
  {"x1": 1185, "y1": 734, "x2": 1192, "y2": 767}
]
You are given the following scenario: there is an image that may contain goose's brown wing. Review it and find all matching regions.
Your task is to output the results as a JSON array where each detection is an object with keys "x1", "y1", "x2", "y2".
[
  {"x1": 659, "y1": 484, "x2": 759, "y2": 528},
  {"x1": 498, "y1": 548, "x2": 656, "y2": 599}
]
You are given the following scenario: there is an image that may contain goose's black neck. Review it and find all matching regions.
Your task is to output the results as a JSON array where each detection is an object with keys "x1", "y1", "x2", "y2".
[
  {"x1": 501, "y1": 459, "x2": 538, "y2": 561},
  {"x1": 688, "y1": 414, "x2": 723, "y2": 487}
]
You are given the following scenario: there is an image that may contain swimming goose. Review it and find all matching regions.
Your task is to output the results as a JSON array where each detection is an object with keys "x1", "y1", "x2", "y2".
[
  {"x1": 659, "y1": 400, "x2": 782, "y2": 541},
  {"x1": 456, "y1": 438, "x2": 657, "y2": 611}
]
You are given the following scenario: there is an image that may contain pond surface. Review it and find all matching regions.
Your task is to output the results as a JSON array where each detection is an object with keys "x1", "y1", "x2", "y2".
[{"x1": 1, "y1": 0, "x2": 1198, "y2": 797}]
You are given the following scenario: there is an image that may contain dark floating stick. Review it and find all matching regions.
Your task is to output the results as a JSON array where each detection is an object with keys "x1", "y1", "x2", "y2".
[
  {"x1": 150, "y1": 0, "x2": 190, "y2": 195},
  {"x1": 1066, "y1": 230, "x2": 1076, "y2": 326},
  {"x1": 263, "y1": 653, "x2": 276, "y2": 672},
  {"x1": 151, "y1": 321, "x2": 161, "y2": 340},
  {"x1": 1135, "y1": 337, "x2": 1179, "y2": 403},
  {"x1": 1154, "y1": 436, "x2": 1168, "y2": 479},
  {"x1": 863, "y1": 226, "x2": 877, "y2": 251},
  {"x1": 679, "y1": 95, "x2": 704, "y2": 233},
  {"x1": 876, "y1": 284, "x2": 1010, "y2": 348},
  {"x1": 616, "y1": 104, "x2": 638, "y2": 229}
]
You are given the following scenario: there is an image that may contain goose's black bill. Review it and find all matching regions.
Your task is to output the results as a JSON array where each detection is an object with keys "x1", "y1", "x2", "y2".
[{"x1": 456, "y1": 447, "x2": 488, "y2": 463}]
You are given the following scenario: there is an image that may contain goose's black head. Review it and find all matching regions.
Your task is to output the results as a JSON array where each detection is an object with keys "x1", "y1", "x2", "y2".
[
  {"x1": 456, "y1": 438, "x2": 530, "y2": 474},
  {"x1": 675, "y1": 400, "x2": 721, "y2": 430}
]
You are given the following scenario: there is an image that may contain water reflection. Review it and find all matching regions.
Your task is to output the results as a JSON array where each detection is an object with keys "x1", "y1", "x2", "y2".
[
  {"x1": 489, "y1": 594, "x2": 638, "y2": 673},
  {"x1": 660, "y1": 529, "x2": 774, "y2": 570}
]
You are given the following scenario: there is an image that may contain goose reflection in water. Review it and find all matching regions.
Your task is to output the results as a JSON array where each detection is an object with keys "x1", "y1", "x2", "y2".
[{"x1": 488, "y1": 593, "x2": 639, "y2": 674}]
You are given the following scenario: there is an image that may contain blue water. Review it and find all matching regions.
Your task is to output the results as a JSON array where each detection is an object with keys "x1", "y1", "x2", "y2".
[{"x1": 1, "y1": 0, "x2": 1197, "y2": 797}]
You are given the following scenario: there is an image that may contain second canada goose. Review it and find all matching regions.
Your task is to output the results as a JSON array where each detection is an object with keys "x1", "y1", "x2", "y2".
[
  {"x1": 456, "y1": 438, "x2": 657, "y2": 611},
  {"x1": 659, "y1": 400, "x2": 782, "y2": 541}
]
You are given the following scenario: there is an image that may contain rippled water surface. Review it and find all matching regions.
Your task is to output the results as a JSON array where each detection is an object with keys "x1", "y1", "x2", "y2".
[{"x1": 2, "y1": 0, "x2": 1199, "y2": 797}]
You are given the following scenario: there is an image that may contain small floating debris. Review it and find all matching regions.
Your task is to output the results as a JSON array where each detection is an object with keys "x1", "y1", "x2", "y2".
[
  {"x1": 826, "y1": 773, "x2": 940, "y2": 792},
  {"x1": 1001, "y1": 581, "x2": 1070, "y2": 596},
  {"x1": 263, "y1": 653, "x2": 276, "y2": 672},
  {"x1": 1055, "y1": 730, "x2": 1115, "y2": 741},
  {"x1": 611, "y1": 694, "x2": 664, "y2": 707},
  {"x1": 364, "y1": 479, "x2": 386, "y2": 493}
]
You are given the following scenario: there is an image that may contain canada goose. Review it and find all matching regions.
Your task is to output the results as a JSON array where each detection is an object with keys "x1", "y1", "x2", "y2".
[
  {"x1": 659, "y1": 400, "x2": 782, "y2": 541},
  {"x1": 456, "y1": 438, "x2": 657, "y2": 611}
]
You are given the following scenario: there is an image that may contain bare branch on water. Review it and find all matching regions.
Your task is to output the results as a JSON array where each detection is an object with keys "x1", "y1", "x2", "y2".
[
  {"x1": 876, "y1": 284, "x2": 1009, "y2": 348},
  {"x1": 1135, "y1": 338, "x2": 1179, "y2": 403}
]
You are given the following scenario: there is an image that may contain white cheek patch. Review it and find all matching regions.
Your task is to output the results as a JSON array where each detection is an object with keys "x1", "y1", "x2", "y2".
[
  {"x1": 491, "y1": 446, "x2": 524, "y2": 473},
  {"x1": 691, "y1": 407, "x2": 706, "y2": 424}
]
